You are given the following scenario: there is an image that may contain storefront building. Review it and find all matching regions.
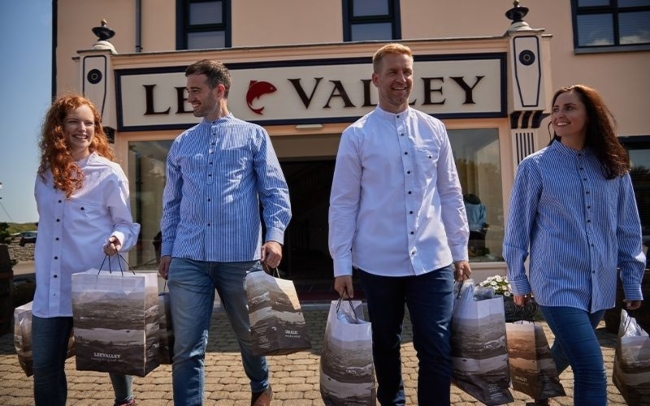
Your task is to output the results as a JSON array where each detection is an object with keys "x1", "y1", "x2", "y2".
[{"x1": 52, "y1": 0, "x2": 650, "y2": 283}]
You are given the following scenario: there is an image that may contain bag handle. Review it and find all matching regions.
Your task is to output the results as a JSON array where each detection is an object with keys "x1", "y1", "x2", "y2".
[
  {"x1": 336, "y1": 294, "x2": 360, "y2": 324},
  {"x1": 97, "y1": 254, "x2": 136, "y2": 276}
]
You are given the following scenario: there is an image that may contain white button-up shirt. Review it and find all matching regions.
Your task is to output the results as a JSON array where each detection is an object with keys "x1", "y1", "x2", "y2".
[
  {"x1": 329, "y1": 106, "x2": 469, "y2": 278},
  {"x1": 33, "y1": 152, "x2": 140, "y2": 318}
]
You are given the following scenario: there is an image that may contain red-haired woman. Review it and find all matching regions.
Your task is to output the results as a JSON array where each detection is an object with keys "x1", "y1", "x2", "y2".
[{"x1": 31, "y1": 94, "x2": 140, "y2": 406}]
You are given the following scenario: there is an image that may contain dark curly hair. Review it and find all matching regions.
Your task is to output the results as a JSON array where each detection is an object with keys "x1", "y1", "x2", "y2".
[
  {"x1": 37, "y1": 94, "x2": 114, "y2": 197},
  {"x1": 549, "y1": 84, "x2": 629, "y2": 179}
]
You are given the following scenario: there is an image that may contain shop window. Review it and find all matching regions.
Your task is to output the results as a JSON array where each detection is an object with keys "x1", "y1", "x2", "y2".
[
  {"x1": 177, "y1": 0, "x2": 230, "y2": 50},
  {"x1": 448, "y1": 128, "x2": 505, "y2": 263},
  {"x1": 572, "y1": 0, "x2": 650, "y2": 52},
  {"x1": 128, "y1": 140, "x2": 173, "y2": 268},
  {"x1": 619, "y1": 136, "x2": 650, "y2": 255},
  {"x1": 342, "y1": 0, "x2": 401, "y2": 41}
]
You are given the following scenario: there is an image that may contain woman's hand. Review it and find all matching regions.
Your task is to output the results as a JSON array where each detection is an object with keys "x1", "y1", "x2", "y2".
[
  {"x1": 625, "y1": 300, "x2": 642, "y2": 311},
  {"x1": 103, "y1": 236, "x2": 121, "y2": 256}
]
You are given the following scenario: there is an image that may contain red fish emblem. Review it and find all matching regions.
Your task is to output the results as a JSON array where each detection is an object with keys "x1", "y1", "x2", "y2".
[{"x1": 246, "y1": 80, "x2": 277, "y2": 115}]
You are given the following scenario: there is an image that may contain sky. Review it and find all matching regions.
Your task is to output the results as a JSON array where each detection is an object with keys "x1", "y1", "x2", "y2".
[{"x1": 0, "y1": 0, "x2": 52, "y2": 224}]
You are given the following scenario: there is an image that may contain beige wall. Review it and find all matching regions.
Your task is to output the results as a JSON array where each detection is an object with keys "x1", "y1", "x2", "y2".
[
  {"x1": 232, "y1": 0, "x2": 343, "y2": 46},
  {"x1": 57, "y1": 0, "x2": 649, "y2": 136}
]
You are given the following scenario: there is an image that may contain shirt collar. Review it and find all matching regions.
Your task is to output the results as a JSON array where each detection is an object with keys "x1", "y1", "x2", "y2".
[
  {"x1": 201, "y1": 113, "x2": 233, "y2": 126},
  {"x1": 375, "y1": 105, "x2": 410, "y2": 120},
  {"x1": 550, "y1": 139, "x2": 592, "y2": 158}
]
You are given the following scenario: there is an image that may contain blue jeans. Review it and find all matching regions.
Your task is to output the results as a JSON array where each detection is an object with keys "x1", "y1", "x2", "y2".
[
  {"x1": 539, "y1": 306, "x2": 607, "y2": 406},
  {"x1": 167, "y1": 258, "x2": 269, "y2": 406},
  {"x1": 32, "y1": 315, "x2": 133, "y2": 406},
  {"x1": 359, "y1": 266, "x2": 454, "y2": 406}
]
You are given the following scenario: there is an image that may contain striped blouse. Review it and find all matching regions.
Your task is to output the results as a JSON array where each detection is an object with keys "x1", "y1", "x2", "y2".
[
  {"x1": 503, "y1": 140, "x2": 645, "y2": 313},
  {"x1": 160, "y1": 114, "x2": 291, "y2": 262}
]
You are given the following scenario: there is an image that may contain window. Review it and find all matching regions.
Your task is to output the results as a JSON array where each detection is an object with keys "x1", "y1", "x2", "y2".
[
  {"x1": 177, "y1": 0, "x2": 230, "y2": 50},
  {"x1": 343, "y1": 0, "x2": 401, "y2": 41},
  {"x1": 449, "y1": 129, "x2": 505, "y2": 262},
  {"x1": 619, "y1": 136, "x2": 650, "y2": 258},
  {"x1": 572, "y1": 0, "x2": 650, "y2": 51}
]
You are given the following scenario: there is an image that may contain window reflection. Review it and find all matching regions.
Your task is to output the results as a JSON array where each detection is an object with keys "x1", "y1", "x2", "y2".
[
  {"x1": 448, "y1": 128, "x2": 504, "y2": 262},
  {"x1": 128, "y1": 140, "x2": 172, "y2": 268}
]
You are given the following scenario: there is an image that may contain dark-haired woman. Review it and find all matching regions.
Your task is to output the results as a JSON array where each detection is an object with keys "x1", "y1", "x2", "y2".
[{"x1": 503, "y1": 85, "x2": 645, "y2": 406}]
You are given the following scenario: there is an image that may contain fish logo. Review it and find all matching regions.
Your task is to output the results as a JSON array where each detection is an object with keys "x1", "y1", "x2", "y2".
[{"x1": 246, "y1": 80, "x2": 277, "y2": 115}]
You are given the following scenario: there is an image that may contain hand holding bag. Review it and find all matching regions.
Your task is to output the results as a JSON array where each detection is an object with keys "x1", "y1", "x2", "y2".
[
  {"x1": 320, "y1": 298, "x2": 376, "y2": 406},
  {"x1": 505, "y1": 321, "x2": 565, "y2": 400},
  {"x1": 246, "y1": 269, "x2": 311, "y2": 356},
  {"x1": 451, "y1": 279, "x2": 513, "y2": 405},
  {"x1": 613, "y1": 309, "x2": 650, "y2": 405},
  {"x1": 71, "y1": 255, "x2": 160, "y2": 377}
]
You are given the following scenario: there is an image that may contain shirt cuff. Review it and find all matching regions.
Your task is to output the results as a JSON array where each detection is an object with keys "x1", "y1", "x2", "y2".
[
  {"x1": 265, "y1": 227, "x2": 285, "y2": 245},
  {"x1": 333, "y1": 257, "x2": 353, "y2": 278}
]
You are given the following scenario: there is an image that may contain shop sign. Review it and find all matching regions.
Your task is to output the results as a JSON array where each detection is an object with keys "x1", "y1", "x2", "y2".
[{"x1": 116, "y1": 53, "x2": 506, "y2": 131}]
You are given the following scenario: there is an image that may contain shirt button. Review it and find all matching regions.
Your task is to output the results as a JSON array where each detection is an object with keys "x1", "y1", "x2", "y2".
[
  {"x1": 408, "y1": 191, "x2": 412, "y2": 194},
  {"x1": 58, "y1": 200, "x2": 62, "y2": 203},
  {"x1": 400, "y1": 133, "x2": 404, "y2": 136},
  {"x1": 53, "y1": 275, "x2": 58, "y2": 278},
  {"x1": 56, "y1": 219, "x2": 60, "y2": 222},
  {"x1": 81, "y1": 207, "x2": 85, "y2": 210},
  {"x1": 580, "y1": 167, "x2": 584, "y2": 170},
  {"x1": 587, "y1": 206, "x2": 591, "y2": 209},
  {"x1": 407, "y1": 171, "x2": 411, "y2": 174},
  {"x1": 404, "y1": 152, "x2": 408, "y2": 155},
  {"x1": 54, "y1": 256, "x2": 58, "y2": 260},
  {"x1": 409, "y1": 211, "x2": 414, "y2": 214},
  {"x1": 207, "y1": 223, "x2": 211, "y2": 227},
  {"x1": 586, "y1": 191, "x2": 590, "y2": 194},
  {"x1": 207, "y1": 198, "x2": 211, "y2": 202},
  {"x1": 410, "y1": 231, "x2": 414, "y2": 235},
  {"x1": 55, "y1": 237, "x2": 59, "y2": 241}
]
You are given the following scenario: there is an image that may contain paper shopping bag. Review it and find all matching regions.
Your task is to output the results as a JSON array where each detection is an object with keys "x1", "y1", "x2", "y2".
[
  {"x1": 451, "y1": 280, "x2": 513, "y2": 405},
  {"x1": 13, "y1": 301, "x2": 74, "y2": 377},
  {"x1": 505, "y1": 321, "x2": 565, "y2": 400},
  {"x1": 246, "y1": 270, "x2": 311, "y2": 356},
  {"x1": 613, "y1": 309, "x2": 650, "y2": 406},
  {"x1": 158, "y1": 291, "x2": 174, "y2": 365},
  {"x1": 320, "y1": 299, "x2": 376, "y2": 406},
  {"x1": 71, "y1": 268, "x2": 160, "y2": 377}
]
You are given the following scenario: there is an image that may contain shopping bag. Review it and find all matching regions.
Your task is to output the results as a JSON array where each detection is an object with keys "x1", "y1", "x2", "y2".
[
  {"x1": 246, "y1": 269, "x2": 311, "y2": 356},
  {"x1": 613, "y1": 309, "x2": 650, "y2": 406},
  {"x1": 158, "y1": 287, "x2": 174, "y2": 365},
  {"x1": 505, "y1": 321, "x2": 565, "y2": 399},
  {"x1": 71, "y1": 265, "x2": 160, "y2": 377},
  {"x1": 13, "y1": 301, "x2": 75, "y2": 377},
  {"x1": 320, "y1": 299, "x2": 376, "y2": 406},
  {"x1": 451, "y1": 280, "x2": 513, "y2": 405}
]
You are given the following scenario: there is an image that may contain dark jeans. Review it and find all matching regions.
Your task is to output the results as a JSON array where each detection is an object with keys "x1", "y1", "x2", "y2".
[
  {"x1": 359, "y1": 266, "x2": 454, "y2": 406},
  {"x1": 32, "y1": 315, "x2": 133, "y2": 406},
  {"x1": 539, "y1": 306, "x2": 607, "y2": 406}
]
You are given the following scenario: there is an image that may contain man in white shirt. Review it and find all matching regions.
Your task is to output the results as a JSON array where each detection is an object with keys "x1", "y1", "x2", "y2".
[{"x1": 328, "y1": 43, "x2": 471, "y2": 406}]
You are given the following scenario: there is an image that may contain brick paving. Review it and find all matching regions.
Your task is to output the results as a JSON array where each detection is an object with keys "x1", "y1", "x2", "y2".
[{"x1": 0, "y1": 303, "x2": 629, "y2": 406}]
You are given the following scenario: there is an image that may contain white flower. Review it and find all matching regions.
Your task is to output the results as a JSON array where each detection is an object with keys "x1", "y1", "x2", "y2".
[{"x1": 479, "y1": 275, "x2": 511, "y2": 296}]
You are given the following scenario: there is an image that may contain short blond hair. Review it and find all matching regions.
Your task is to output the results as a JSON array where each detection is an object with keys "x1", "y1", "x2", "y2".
[{"x1": 372, "y1": 43, "x2": 413, "y2": 73}]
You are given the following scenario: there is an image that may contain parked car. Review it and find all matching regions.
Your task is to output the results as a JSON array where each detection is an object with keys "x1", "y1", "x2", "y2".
[{"x1": 19, "y1": 232, "x2": 37, "y2": 247}]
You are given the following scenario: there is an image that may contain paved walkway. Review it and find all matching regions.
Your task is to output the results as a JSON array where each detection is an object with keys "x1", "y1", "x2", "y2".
[{"x1": 0, "y1": 304, "x2": 628, "y2": 406}]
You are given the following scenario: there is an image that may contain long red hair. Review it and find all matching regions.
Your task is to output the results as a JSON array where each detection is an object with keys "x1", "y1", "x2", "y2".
[{"x1": 38, "y1": 94, "x2": 114, "y2": 197}]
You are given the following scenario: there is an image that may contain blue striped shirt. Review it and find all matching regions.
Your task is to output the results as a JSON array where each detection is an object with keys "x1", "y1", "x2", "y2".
[
  {"x1": 160, "y1": 114, "x2": 291, "y2": 262},
  {"x1": 503, "y1": 140, "x2": 645, "y2": 312}
]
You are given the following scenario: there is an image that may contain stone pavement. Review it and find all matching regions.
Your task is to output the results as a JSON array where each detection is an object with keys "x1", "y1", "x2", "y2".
[{"x1": 0, "y1": 303, "x2": 629, "y2": 406}]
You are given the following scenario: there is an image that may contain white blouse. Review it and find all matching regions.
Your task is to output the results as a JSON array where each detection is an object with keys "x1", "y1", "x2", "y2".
[{"x1": 33, "y1": 152, "x2": 140, "y2": 318}]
